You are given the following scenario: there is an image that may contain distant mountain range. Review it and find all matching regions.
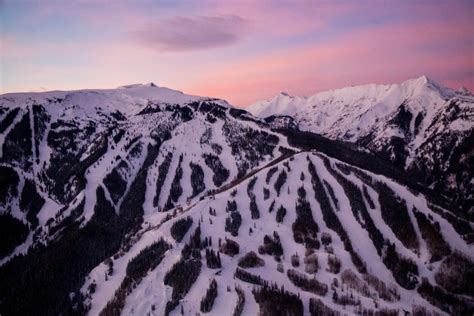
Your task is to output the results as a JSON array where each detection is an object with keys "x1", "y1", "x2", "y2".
[
  {"x1": 248, "y1": 76, "x2": 473, "y2": 215},
  {"x1": 0, "y1": 79, "x2": 472, "y2": 315}
]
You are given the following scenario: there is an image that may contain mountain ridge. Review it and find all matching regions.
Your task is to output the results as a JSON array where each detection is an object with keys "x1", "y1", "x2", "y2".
[
  {"x1": 248, "y1": 76, "x2": 457, "y2": 117},
  {"x1": 0, "y1": 82, "x2": 472, "y2": 315},
  {"x1": 247, "y1": 76, "x2": 474, "y2": 214}
]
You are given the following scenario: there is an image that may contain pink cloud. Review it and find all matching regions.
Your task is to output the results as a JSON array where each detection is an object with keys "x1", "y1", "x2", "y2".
[
  {"x1": 137, "y1": 15, "x2": 248, "y2": 52},
  {"x1": 2, "y1": 1, "x2": 472, "y2": 104}
]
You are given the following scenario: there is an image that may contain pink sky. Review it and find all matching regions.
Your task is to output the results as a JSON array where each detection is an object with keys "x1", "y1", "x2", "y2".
[{"x1": 1, "y1": 0, "x2": 473, "y2": 107}]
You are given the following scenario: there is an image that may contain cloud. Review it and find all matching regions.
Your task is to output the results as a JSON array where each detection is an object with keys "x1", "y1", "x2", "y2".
[{"x1": 137, "y1": 15, "x2": 248, "y2": 52}]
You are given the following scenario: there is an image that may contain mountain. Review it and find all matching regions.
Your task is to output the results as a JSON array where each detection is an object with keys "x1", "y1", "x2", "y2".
[
  {"x1": 0, "y1": 83, "x2": 473, "y2": 315},
  {"x1": 248, "y1": 76, "x2": 474, "y2": 216}
]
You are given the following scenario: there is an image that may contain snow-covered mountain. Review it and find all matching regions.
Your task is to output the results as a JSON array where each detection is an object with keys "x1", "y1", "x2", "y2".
[
  {"x1": 248, "y1": 76, "x2": 474, "y2": 215},
  {"x1": 0, "y1": 83, "x2": 473, "y2": 315}
]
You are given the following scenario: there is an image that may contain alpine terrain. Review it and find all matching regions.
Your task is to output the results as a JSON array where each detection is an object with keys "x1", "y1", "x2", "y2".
[
  {"x1": 0, "y1": 81, "x2": 473, "y2": 316},
  {"x1": 248, "y1": 76, "x2": 473, "y2": 216}
]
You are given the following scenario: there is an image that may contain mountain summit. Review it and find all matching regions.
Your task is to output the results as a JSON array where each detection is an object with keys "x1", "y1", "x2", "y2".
[
  {"x1": 248, "y1": 76, "x2": 473, "y2": 212},
  {"x1": 247, "y1": 76, "x2": 454, "y2": 119}
]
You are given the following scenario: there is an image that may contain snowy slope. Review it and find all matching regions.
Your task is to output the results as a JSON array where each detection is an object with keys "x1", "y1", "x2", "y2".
[
  {"x1": 248, "y1": 76, "x2": 455, "y2": 139},
  {"x1": 0, "y1": 83, "x2": 473, "y2": 316},
  {"x1": 81, "y1": 152, "x2": 473, "y2": 316},
  {"x1": 0, "y1": 83, "x2": 285, "y2": 256},
  {"x1": 248, "y1": 76, "x2": 474, "y2": 214}
]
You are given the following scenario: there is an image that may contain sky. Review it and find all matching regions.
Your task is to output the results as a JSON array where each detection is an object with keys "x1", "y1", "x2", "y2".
[{"x1": 1, "y1": 0, "x2": 473, "y2": 107}]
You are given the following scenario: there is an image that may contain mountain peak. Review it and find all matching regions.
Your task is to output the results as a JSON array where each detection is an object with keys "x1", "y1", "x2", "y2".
[
  {"x1": 117, "y1": 82, "x2": 158, "y2": 89},
  {"x1": 404, "y1": 75, "x2": 453, "y2": 93},
  {"x1": 399, "y1": 75, "x2": 432, "y2": 90},
  {"x1": 415, "y1": 74, "x2": 430, "y2": 83},
  {"x1": 457, "y1": 86, "x2": 471, "y2": 95}
]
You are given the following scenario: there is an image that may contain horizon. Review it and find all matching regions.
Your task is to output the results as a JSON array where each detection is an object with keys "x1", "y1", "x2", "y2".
[
  {"x1": 0, "y1": 74, "x2": 462, "y2": 107},
  {"x1": 1, "y1": 0, "x2": 473, "y2": 106}
]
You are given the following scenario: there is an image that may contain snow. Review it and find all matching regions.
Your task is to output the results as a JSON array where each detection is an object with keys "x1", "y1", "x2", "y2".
[
  {"x1": 0, "y1": 82, "x2": 225, "y2": 119},
  {"x1": 0, "y1": 80, "x2": 469, "y2": 315},
  {"x1": 0, "y1": 108, "x2": 26, "y2": 159},
  {"x1": 87, "y1": 151, "x2": 459, "y2": 315},
  {"x1": 36, "y1": 195, "x2": 62, "y2": 225},
  {"x1": 310, "y1": 155, "x2": 397, "y2": 283},
  {"x1": 246, "y1": 75, "x2": 473, "y2": 168},
  {"x1": 0, "y1": 230, "x2": 34, "y2": 266}
]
